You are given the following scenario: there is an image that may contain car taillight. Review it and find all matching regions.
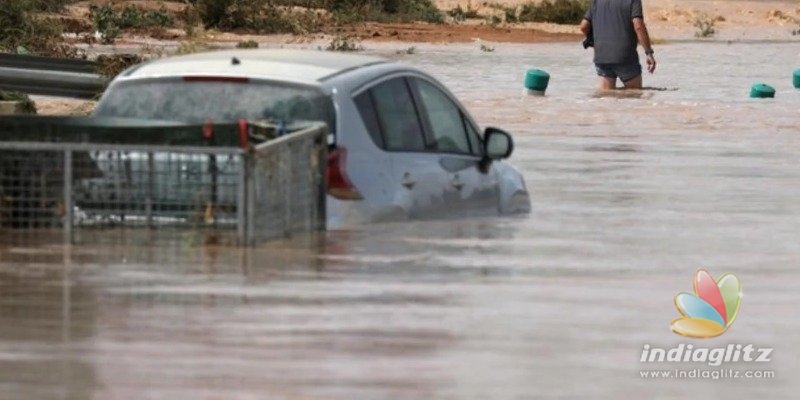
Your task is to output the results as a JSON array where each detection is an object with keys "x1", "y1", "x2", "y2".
[
  {"x1": 326, "y1": 148, "x2": 362, "y2": 200},
  {"x1": 182, "y1": 76, "x2": 249, "y2": 83}
]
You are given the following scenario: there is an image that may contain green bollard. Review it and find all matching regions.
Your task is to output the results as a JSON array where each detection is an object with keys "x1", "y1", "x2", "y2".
[
  {"x1": 750, "y1": 83, "x2": 775, "y2": 99},
  {"x1": 524, "y1": 69, "x2": 550, "y2": 95}
]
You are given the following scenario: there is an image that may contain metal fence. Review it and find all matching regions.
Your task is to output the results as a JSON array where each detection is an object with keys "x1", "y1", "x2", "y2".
[
  {"x1": 246, "y1": 128, "x2": 327, "y2": 244},
  {"x1": 0, "y1": 120, "x2": 327, "y2": 245}
]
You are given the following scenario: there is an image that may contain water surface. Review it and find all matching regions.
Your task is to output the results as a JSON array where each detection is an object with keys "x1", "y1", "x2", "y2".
[{"x1": 1, "y1": 42, "x2": 799, "y2": 399}]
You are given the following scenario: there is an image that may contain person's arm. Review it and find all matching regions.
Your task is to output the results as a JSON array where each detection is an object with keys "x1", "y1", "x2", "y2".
[
  {"x1": 581, "y1": 1, "x2": 593, "y2": 36},
  {"x1": 633, "y1": 18, "x2": 656, "y2": 73},
  {"x1": 630, "y1": 0, "x2": 655, "y2": 73},
  {"x1": 580, "y1": 18, "x2": 591, "y2": 36}
]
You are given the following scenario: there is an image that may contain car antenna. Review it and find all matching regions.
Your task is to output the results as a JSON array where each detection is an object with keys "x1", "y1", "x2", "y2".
[{"x1": 232, "y1": 57, "x2": 241, "y2": 65}]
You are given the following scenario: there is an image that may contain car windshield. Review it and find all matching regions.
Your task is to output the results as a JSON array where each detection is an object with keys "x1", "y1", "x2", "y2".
[{"x1": 94, "y1": 78, "x2": 335, "y2": 130}]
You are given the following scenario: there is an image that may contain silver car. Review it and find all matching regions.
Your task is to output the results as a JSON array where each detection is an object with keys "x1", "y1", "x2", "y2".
[{"x1": 93, "y1": 49, "x2": 531, "y2": 228}]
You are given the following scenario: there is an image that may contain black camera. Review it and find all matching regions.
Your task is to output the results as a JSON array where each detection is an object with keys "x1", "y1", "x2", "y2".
[{"x1": 583, "y1": 31, "x2": 594, "y2": 49}]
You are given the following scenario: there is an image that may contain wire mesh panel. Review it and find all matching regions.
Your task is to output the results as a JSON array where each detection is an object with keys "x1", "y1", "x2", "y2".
[
  {"x1": 0, "y1": 149, "x2": 65, "y2": 229},
  {"x1": 0, "y1": 121, "x2": 328, "y2": 246},
  {"x1": 73, "y1": 149, "x2": 241, "y2": 227},
  {"x1": 71, "y1": 147, "x2": 244, "y2": 246},
  {"x1": 246, "y1": 124, "x2": 327, "y2": 244}
]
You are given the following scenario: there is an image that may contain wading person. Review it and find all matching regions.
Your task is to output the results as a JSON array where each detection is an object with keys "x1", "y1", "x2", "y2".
[{"x1": 580, "y1": 0, "x2": 656, "y2": 90}]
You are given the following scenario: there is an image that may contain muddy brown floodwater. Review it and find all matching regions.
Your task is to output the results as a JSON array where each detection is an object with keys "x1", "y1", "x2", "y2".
[{"x1": 2, "y1": 42, "x2": 800, "y2": 399}]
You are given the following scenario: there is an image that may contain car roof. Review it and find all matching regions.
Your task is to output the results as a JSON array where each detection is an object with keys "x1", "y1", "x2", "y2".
[{"x1": 121, "y1": 49, "x2": 389, "y2": 85}]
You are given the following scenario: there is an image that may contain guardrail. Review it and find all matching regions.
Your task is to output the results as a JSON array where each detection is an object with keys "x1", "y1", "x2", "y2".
[
  {"x1": 0, "y1": 118, "x2": 328, "y2": 245},
  {"x1": 0, "y1": 54, "x2": 98, "y2": 73},
  {"x1": 0, "y1": 54, "x2": 105, "y2": 99}
]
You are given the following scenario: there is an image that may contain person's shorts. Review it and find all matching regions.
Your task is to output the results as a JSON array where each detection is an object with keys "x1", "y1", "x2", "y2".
[{"x1": 595, "y1": 62, "x2": 642, "y2": 82}]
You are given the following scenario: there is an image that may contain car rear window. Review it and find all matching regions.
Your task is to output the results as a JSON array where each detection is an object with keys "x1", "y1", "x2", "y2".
[{"x1": 94, "y1": 78, "x2": 336, "y2": 130}]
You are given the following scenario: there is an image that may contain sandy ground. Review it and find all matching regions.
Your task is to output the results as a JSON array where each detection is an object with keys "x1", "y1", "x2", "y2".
[
  {"x1": 33, "y1": 98, "x2": 96, "y2": 116},
  {"x1": 435, "y1": 0, "x2": 800, "y2": 40}
]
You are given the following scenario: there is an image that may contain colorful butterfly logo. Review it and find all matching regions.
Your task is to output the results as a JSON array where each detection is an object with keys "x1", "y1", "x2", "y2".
[{"x1": 671, "y1": 269, "x2": 742, "y2": 339}]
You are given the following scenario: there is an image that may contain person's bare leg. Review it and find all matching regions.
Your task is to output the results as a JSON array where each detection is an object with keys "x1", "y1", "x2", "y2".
[
  {"x1": 598, "y1": 76, "x2": 616, "y2": 90},
  {"x1": 622, "y1": 74, "x2": 643, "y2": 89}
]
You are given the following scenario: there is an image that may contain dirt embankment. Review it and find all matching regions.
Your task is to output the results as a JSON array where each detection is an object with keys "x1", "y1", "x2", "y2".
[
  {"x1": 644, "y1": 0, "x2": 800, "y2": 40},
  {"x1": 434, "y1": 0, "x2": 800, "y2": 41},
  {"x1": 334, "y1": 22, "x2": 578, "y2": 43},
  {"x1": 57, "y1": 0, "x2": 581, "y2": 45},
  {"x1": 56, "y1": 0, "x2": 800, "y2": 48}
]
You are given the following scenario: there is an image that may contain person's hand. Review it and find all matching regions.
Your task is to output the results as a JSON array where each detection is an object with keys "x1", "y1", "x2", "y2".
[{"x1": 646, "y1": 54, "x2": 657, "y2": 74}]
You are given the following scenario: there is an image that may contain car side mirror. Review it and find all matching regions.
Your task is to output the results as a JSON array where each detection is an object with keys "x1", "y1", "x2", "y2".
[{"x1": 483, "y1": 127, "x2": 514, "y2": 160}]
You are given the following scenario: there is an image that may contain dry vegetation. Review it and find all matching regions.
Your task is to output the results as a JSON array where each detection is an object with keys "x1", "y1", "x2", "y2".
[
  {"x1": 447, "y1": 0, "x2": 588, "y2": 24},
  {"x1": 0, "y1": 0, "x2": 591, "y2": 58},
  {"x1": 0, "y1": 90, "x2": 36, "y2": 114},
  {"x1": 0, "y1": 0, "x2": 81, "y2": 56}
]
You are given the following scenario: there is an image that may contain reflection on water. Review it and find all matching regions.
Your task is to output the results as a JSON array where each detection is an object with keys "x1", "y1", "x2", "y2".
[
  {"x1": 0, "y1": 247, "x2": 99, "y2": 400},
  {"x1": 1, "y1": 42, "x2": 800, "y2": 398}
]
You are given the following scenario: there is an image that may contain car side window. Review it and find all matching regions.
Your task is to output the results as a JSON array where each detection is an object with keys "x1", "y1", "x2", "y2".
[
  {"x1": 368, "y1": 78, "x2": 426, "y2": 152},
  {"x1": 464, "y1": 116, "x2": 482, "y2": 156},
  {"x1": 353, "y1": 91, "x2": 384, "y2": 148},
  {"x1": 412, "y1": 78, "x2": 472, "y2": 155}
]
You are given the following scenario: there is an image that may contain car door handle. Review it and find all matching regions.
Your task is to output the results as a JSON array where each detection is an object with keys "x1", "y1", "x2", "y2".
[
  {"x1": 451, "y1": 174, "x2": 464, "y2": 190},
  {"x1": 401, "y1": 172, "x2": 416, "y2": 189}
]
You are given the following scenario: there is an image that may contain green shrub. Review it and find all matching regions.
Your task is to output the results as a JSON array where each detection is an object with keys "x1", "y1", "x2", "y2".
[
  {"x1": 96, "y1": 54, "x2": 143, "y2": 79},
  {"x1": 30, "y1": 0, "x2": 80, "y2": 12},
  {"x1": 190, "y1": 0, "x2": 443, "y2": 32},
  {"x1": 89, "y1": 4, "x2": 119, "y2": 43},
  {"x1": 518, "y1": 0, "x2": 589, "y2": 25},
  {"x1": 503, "y1": 6, "x2": 518, "y2": 23},
  {"x1": 236, "y1": 39, "x2": 259, "y2": 48},
  {"x1": 0, "y1": 90, "x2": 36, "y2": 114},
  {"x1": 326, "y1": 0, "x2": 443, "y2": 24},
  {"x1": 90, "y1": 4, "x2": 174, "y2": 30},
  {"x1": 117, "y1": 5, "x2": 174, "y2": 29},
  {"x1": 0, "y1": 0, "x2": 67, "y2": 55},
  {"x1": 447, "y1": 5, "x2": 480, "y2": 21},
  {"x1": 392, "y1": 0, "x2": 443, "y2": 23},
  {"x1": 89, "y1": 4, "x2": 175, "y2": 44},
  {"x1": 192, "y1": 0, "x2": 319, "y2": 34},
  {"x1": 193, "y1": 0, "x2": 233, "y2": 28},
  {"x1": 326, "y1": 35, "x2": 362, "y2": 51}
]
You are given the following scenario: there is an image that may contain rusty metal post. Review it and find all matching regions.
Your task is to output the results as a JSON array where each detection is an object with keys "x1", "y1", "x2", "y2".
[
  {"x1": 237, "y1": 153, "x2": 248, "y2": 245},
  {"x1": 62, "y1": 150, "x2": 73, "y2": 244},
  {"x1": 146, "y1": 152, "x2": 154, "y2": 227}
]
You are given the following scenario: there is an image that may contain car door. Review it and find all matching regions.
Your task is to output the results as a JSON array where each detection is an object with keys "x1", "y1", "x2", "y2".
[
  {"x1": 353, "y1": 76, "x2": 450, "y2": 218},
  {"x1": 408, "y1": 76, "x2": 500, "y2": 214}
]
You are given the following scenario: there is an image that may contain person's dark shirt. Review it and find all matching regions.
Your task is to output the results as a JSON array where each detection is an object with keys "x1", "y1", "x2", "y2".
[{"x1": 584, "y1": 0, "x2": 643, "y2": 64}]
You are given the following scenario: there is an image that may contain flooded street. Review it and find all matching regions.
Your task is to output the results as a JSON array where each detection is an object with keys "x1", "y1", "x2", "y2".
[{"x1": 2, "y1": 42, "x2": 800, "y2": 398}]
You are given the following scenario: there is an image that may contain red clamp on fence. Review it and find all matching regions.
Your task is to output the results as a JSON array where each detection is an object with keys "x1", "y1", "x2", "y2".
[
  {"x1": 237, "y1": 119, "x2": 249, "y2": 149},
  {"x1": 202, "y1": 118, "x2": 214, "y2": 140}
]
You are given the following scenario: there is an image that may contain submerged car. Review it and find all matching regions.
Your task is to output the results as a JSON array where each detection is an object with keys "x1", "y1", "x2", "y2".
[{"x1": 92, "y1": 49, "x2": 530, "y2": 228}]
